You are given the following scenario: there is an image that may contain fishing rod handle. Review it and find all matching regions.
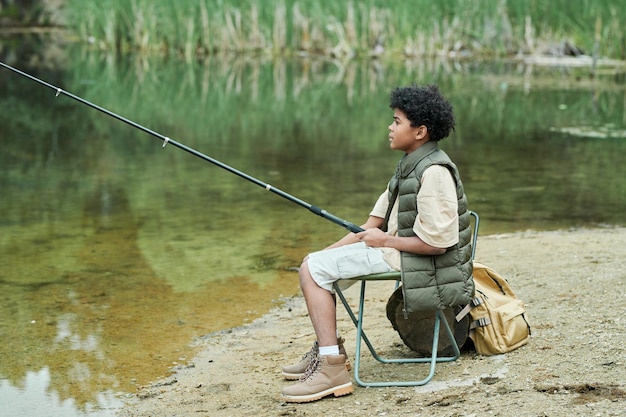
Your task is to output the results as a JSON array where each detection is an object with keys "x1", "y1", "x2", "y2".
[{"x1": 309, "y1": 205, "x2": 364, "y2": 233}]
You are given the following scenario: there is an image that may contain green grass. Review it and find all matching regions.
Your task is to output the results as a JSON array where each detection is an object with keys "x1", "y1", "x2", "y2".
[{"x1": 66, "y1": 0, "x2": 626, "y2": 61}]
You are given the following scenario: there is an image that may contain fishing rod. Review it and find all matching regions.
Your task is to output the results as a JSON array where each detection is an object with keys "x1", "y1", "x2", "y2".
[{"x1": 0, "y1": 61, "x2": 364, "y2": 233}]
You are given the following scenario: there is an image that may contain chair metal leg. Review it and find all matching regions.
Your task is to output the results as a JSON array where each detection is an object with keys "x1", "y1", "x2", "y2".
[
  {"x1": 335, "y1": 281, "x2": 379, "y2": 361},
  {"x1": 335, "y1": 280, "x2": 461, "y2": 387}
]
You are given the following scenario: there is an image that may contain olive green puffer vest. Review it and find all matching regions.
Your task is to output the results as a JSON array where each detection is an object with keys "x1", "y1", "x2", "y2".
[{"x1": 387, "y1": 141, "x2": 474, "y2": 313}]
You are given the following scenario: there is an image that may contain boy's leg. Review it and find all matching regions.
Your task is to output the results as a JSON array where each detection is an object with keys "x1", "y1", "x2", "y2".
[
  {"x1": 299, "y1": 260, "x2": 337, "y2": 347},
  {"x1": 284, "y1": 242, "x2": 394, "y2": 367},
  {"x1": 281, "y1": 243, "x2": 394, "y2": 402}
]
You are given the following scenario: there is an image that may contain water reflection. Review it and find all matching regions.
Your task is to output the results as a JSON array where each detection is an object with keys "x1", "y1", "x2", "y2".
[
  {"x1": 0, "y1": 157, "x2": 301, "y2": 409},
  {"x1": 0, "y1": 50, "x2": 625, "y2": 415},
  {"x1": 0, "y1": 368, "x2": 123, "y2": 417}
]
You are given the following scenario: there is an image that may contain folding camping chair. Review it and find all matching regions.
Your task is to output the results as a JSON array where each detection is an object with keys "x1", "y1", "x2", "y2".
[{"x1": 333, "y1": 211, "x2": 479, "y2": 387}]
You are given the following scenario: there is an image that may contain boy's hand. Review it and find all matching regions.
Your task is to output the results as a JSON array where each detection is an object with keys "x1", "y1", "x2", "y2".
[{"x1": 355, "y1": 228, "x2": 388, "y2": 248}]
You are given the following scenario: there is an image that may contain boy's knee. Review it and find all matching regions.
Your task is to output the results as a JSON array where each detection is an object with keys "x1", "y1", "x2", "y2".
[{"x1": 298, "y1": 260, "x2": 310, "y2": 285}]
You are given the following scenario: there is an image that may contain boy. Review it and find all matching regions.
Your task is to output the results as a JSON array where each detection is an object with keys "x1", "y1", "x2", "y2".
[{"x1": 281, "y1": 84, "x2": 474, "y2": 403}]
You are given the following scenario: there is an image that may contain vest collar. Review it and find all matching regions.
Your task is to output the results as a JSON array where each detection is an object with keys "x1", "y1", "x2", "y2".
[{"x1": 397, "y1": 141, "x2": 439, "y2": 179}]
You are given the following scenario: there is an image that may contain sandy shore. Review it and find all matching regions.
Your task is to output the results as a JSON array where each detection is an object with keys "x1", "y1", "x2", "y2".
[{"x1": 117, "y1": 227, "x2": 626, "y2": 417}]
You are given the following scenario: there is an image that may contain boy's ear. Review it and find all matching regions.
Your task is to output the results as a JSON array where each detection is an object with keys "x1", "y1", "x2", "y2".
[{"x1": 415, "y1": 125, "x2": 428, "y2": 140}]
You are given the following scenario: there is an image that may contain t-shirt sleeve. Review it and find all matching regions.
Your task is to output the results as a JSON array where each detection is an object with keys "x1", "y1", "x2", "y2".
[
  {"x1": 414, "y1": 165, "x2": 459, "y2": 248},
  {"x1": 369, "y1": 190, "x2": 389, "y2": 218}
]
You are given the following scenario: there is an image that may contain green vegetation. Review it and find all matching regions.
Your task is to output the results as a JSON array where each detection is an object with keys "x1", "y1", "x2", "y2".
[
  {"x1": 66, "y1": 0, "x2": 626, "y2": 61},
  {"x1": 0, "y1": 0, "x2": 63, "y2": 27}
]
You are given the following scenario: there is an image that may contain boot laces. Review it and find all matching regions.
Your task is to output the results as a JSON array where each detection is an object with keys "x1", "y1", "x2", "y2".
[
  {"x1": 300, "y1": 340, "x2": 318, "y2": 362},
  {"x1": 300, "y1": 354, "x2": 321, "y2": 382}
]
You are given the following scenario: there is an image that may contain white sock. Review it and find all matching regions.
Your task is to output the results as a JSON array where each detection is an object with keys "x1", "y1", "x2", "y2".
[{"x1": 319, "y1": 345, "x2": 340, "y2": 356}]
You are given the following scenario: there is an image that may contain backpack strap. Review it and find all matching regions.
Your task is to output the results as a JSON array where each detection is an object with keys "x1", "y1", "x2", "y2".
[
  {"x1": 455, "y1": 296, "x2": 483, "y2": 322},
  {"x1": 469, "y1": 317, "x2": 492, "y2": 329}
]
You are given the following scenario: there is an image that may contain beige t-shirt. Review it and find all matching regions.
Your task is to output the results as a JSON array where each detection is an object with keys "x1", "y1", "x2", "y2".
[{"x1": 369, "y1": 165, "x2": 459, "y2": 270}]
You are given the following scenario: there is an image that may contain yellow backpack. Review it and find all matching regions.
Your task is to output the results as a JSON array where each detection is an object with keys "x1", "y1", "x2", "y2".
[{"x1": 456, "y1": 262, "x2": 531, "y2": 355}]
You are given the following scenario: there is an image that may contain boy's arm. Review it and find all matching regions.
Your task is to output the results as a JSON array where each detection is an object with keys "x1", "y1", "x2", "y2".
[{"x1": 324, "y1": 216, "x2": 384, "y2": 250}]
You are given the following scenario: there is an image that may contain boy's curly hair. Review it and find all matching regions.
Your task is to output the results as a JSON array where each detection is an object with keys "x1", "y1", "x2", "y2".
[{"x1": 389, "y1": 84, "x2": 455, "y2": 142}]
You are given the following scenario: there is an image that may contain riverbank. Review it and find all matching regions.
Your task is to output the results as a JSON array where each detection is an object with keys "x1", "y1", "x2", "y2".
[{"x1": 116, "y1": 227, "x2": 626, "y2": 417}]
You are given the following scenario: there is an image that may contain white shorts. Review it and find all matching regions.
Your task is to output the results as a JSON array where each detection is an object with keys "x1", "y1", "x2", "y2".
[{"x1": 307, "y1": 242, "x2": 395, "y2": 292}]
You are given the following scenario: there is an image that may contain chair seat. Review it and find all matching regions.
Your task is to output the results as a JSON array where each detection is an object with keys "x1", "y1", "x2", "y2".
[{"x1": 351, "y1": 271, "x2": 401, "y2": 281}]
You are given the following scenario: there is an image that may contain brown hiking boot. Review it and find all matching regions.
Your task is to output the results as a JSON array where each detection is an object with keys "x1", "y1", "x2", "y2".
[
  {"x1": 281, "y1": 337, "x2": 351, "y2": 380},
  {"x1": 281, "y1": 354, "x2": 353, "y2": 403}
]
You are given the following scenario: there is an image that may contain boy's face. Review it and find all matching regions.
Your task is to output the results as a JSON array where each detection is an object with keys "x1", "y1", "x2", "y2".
[{"x1": 388, "y1": 109, "x2": 425, "y2": 154}]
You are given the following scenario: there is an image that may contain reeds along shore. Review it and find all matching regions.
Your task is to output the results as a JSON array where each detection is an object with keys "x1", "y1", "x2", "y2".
[{"x1": 67, "y1": 0, "x2": 626, "y2": 62}]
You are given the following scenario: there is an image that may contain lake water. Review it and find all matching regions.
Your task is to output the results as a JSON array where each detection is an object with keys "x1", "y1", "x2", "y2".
[{"x1": 1, "y1": 47, "x2": 625, "y2": 416}]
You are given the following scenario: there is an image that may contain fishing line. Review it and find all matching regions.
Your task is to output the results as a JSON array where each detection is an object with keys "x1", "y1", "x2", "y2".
[{"x1": 1, "y1": 61, "x2": 364, "y2": 233}]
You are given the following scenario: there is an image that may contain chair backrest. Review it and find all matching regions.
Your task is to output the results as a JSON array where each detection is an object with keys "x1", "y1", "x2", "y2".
[{"x1": 468, "y1": 210, "x2": 479, "y2": 261}]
